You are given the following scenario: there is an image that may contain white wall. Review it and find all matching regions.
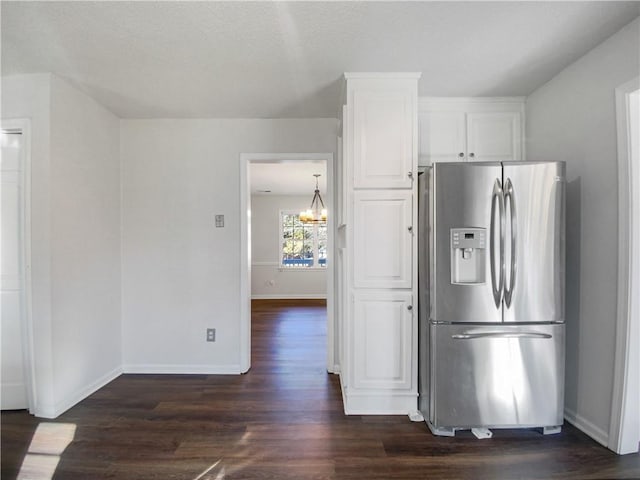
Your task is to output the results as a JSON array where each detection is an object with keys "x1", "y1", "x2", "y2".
[
  {"x1": 526, "y1": 18, "x2": 640, "y2": 445},
  {"x1": 251, "y1": 194, "x2": 327, "y2": 299},
  {"x1": 3, "y1": 74, "x2": 56, "y2": 416},
  {"x1": 48, "y1": 75, "x2": 122, "y2": 414},
  {"x1": 120, "y1": 119, "x2": 337, "y2": 373},
  {"x1": 1, "y1": 74, "x2": 122, "y2": 417}
]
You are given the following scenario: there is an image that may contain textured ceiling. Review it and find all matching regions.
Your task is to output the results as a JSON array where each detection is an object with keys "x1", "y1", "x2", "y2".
[
  {"x1": 2, "y1": 2, "x2": 639, "y2": 118},
  {"x1": 250, "y1": 162, "x2": 327, "y2": 196}
]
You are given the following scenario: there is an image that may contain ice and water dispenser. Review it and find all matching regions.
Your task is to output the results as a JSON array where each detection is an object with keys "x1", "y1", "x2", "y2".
[{"x1": 450, "y1": 228, "x2": 486, "y2": 284}]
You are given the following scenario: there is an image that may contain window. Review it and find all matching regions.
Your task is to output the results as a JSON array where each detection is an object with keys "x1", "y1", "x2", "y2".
[{"x1": 280, "y1": 211, "x2": 327, "y2": 268}]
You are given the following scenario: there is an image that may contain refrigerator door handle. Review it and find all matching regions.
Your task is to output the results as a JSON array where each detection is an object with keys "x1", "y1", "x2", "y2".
[
  {"x1": 452, "y1": 332, "x2": 553, "y2": 340},
  {"x1": 504, "y1": 177, "x2": 517, "y2": 308},
  {"x1": 490, "y1": 178, "x2": 505, "y2": 308}
]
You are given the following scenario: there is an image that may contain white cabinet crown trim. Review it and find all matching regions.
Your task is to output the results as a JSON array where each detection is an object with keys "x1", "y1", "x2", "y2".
[
  {"x1": 345, "y1": 72, "x2": 422, "y2": 80},
  {"x1": 420, "y1": 96, "x2": 526, "y2": 107}
]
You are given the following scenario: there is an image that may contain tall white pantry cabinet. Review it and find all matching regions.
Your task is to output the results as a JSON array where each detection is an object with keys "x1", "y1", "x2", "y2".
[{"x1": 339, "y1": 73, "x2": 420, "y2": 414}]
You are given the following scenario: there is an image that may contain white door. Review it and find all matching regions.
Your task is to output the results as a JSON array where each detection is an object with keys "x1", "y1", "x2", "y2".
[
  {"x1": 466, "y1": 112, "x2": 522, "y2": 162},
  {"x1": 1, "y1": 131, "x2": 28, "y2": 410}
]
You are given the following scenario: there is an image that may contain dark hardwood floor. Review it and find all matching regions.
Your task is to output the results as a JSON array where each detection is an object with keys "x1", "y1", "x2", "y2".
[{"x1": 2, "y1": 299, "x2": 639, "y2": 479}]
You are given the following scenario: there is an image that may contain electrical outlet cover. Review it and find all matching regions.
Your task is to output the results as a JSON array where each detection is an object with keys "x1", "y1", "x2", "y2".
[{"x1": 206, "y1": 328, "x2": 216, "y2": 342}]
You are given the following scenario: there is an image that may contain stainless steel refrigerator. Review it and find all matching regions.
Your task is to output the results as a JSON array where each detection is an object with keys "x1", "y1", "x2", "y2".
[{"x1": 418, "y1": 161, "x2": 565, "y2": 436}]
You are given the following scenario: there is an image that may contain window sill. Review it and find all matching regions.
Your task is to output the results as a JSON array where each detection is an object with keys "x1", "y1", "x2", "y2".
[{"x1": 278, "y1": 267, "x2": 327, "y2": 272}]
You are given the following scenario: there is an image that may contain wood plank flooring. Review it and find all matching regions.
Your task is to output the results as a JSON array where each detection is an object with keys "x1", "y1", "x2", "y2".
[{"x1": 2, "y1": 299, "x2": 639, "y2": 479}]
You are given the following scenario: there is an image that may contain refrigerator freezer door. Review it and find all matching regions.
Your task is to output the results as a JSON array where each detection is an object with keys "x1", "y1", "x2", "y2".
[
  {"x1": 430, "y1": 162, "x2": 503, "y2": 323},
  {"x1": 429, "y1": 323, "x2": 565, "y2": 430},
  {"x1": 502, "y1": 162, "x2": 565, "y2": 323}
]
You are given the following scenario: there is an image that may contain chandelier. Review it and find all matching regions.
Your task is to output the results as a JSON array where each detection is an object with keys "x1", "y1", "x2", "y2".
[{"x1": 299, "y1": 174, "x2": 327, "y2": 224}]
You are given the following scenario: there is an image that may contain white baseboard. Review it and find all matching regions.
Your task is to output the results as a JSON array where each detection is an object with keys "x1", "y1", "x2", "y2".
[
  {"x1": 122, "y1": 364, "x2": 242, "y2": 375},
  {"x1": 343, "y1": 389, "x2": 418, "y2": 415},
  {"x1": 564, "y1": 407, "x2": 609, "y2": 447},
  {"x1": 251, "y1": 294, "x2": 327, "y2": 300},
  {"x1": 35, "y1": 366, "x2": 123, "y2": 419},
  {"x1": 339, "y1": 373, "x2": 348, "y2": 410}
]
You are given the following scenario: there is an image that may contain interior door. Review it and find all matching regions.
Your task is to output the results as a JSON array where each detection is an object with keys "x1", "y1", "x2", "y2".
[
  {"x1": 502, "y1": 162, "x2": 565, "y2": 323},
  {"x1": 1, "y1": 131, "x2": 28, "y2": 410},
  {"x1": 430, "y1": 162, "x2": 503, "y2": 323}
]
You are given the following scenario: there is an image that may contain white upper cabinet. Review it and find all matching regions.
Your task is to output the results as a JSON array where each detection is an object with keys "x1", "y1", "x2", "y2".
[
  {"x1": 348, "y1": 76, "x2": 418, "y2": 189},
  {"x1": 419, "y1": 111, "x2": 466, "y2": 163},
  {"x1": 466, "y1": 112, "x2": 521, "y2": 162},
  {"x1": 418, "y1": 98, "x2": 524, "y2": 166}
]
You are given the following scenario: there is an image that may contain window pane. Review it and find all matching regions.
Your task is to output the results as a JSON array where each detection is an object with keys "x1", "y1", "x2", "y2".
[
  {"x1": 281, "y1": 212, "x2": 312, "y2": 267},
  {"x1": 300, "y1": 223, "x2": 313, "y2": 266},
  {"x1": 317, "y1": 225, "x2": 327, "y2": 267},
  {"x1": 283, "y1": 213, "x2": 296, "y2": 228},
  {"x1": 280, "y1": 212, "x2": 328, "y2": 268}
]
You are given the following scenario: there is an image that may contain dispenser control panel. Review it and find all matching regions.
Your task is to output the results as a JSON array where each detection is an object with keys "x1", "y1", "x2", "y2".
[
  {"x1": 451, "y1": 228, "x2": 485, "y2": 249},
  {"x1": 450, "y1": 228, "x2": 486, "y2": 285}
]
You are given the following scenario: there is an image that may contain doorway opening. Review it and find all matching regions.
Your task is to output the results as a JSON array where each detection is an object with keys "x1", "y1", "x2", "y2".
[
  {"x1": 239, "y1": 153, "x2": 335, "y2": 375},
  {"x1": 1, "y1": 119, "x2": 34, "y2": 414}
]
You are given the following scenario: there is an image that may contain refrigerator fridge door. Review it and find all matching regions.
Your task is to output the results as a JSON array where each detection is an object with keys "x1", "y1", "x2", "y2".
[
  {"x1": 429, "y1": 323, "x2": 565, "y2": 431},
  {"x1": 430, "y1": 162, "x2": 503, "y2": 323},
  {"x1": 502, "y1": 162, "x2": 565, "y2": 323}
]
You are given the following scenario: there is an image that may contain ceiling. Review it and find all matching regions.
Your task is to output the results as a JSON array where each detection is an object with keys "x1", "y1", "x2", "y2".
[
  {"x1": 250, "y1": 161, "x2": 327, "y2": 196},
  {"x1": 2, "y1": 2, "x2": 639, "y2": 119}
]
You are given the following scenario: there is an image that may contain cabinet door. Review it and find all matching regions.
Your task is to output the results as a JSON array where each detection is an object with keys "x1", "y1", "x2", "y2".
[
  {"x1": 419, "y1": 111, "x2": 466, "y2": 165},
  {"x1": 352, "y1": 90, "x2": 415, "y2": 188},
  {"x1": 466, "y1": 112, "x2": 521, "y2": 162},
  {"x1": 353, "y1": 292, "x2": 413, "y2": 390},
  {"x1": 353, "y1": 191, "x2": 413, "y2": 288}
]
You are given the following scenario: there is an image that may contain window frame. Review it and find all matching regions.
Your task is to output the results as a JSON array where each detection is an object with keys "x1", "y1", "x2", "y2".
[{"x1": 278, "y1": 209, "x2": 327, "y2": 270}]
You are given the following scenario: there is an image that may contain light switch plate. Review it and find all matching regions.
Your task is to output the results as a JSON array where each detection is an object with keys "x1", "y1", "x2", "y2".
[
  {"x1": 215, "y1": 214, "x2": 224, "y2": 228},
  {"x1": 206, "y1": 328, "x2": 216, "y2": 342}
]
